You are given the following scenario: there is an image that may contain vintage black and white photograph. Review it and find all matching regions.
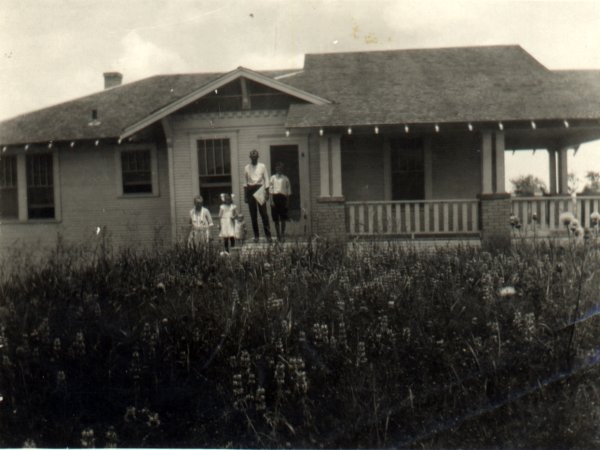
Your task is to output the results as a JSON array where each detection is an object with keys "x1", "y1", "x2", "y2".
[{"x1": 1, "y1": 0, "x2": 600, "y2": 447}]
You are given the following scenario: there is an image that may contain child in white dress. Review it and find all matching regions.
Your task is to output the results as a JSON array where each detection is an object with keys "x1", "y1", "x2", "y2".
[
  {"x1": 234, "y1": 214, "x2": 247, "y2": 245},
  {"x1": 218, "y1": 193, "x2": 238, "y2": 252},
  {"x1": 188, "y1": 195, "x2": 213, "y2": 248}
]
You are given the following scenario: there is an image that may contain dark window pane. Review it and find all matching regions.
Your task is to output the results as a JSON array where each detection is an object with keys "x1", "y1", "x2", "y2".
[
  {"x1": 123, "y1": 183, "x2": 152, "y2": 194},
  {"x1": 197, "y1": 139, "x2": 232, "y2": 212},
  {"x1": 215, "y1": 141, "x2": 224, "y2": 174},
  {"x1": 390, "y1": 138, "x2": 424, "y2": 200},
  {"x1": 26, "y1": 153, "x2": 54, "y2": 219},
  {"x1": 198, "y1": 141, "x2": 207, "y2": 175},
  {"x1": 121, "y1": 150, "x2": 152, "y2": 194},
  {"x1": 0, "y1": 155, "x2": 17, "y2": 187},
  {"x1": 223, "y1": 142, "x2": 231, "y2": 174},
  {"x1": 200, "y1": 175, "x2": 231, "y2": 185},
  {"x1": 0, "y1": 188, "x2": 18, "y2": 218},
  {"x1": 206, "y1": 141, "x2": 215, "y2": 175}
]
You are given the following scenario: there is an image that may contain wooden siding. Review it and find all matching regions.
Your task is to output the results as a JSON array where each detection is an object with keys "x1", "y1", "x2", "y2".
[
  {"x1": 0, "y1": 142, "x2": 171, "y2": 254},
  {"x1": 169, "y1": 109, "x2": 311, "y2": 241},
  {"x1": 335, "y1": 133, "x2": 482, "y2": 203},
  {"x1": 431, "y1": 133, "x2": 481, "y2": 199},
  {"x1": 341, "y1": 135, "x2": 386, "y2": 201}
]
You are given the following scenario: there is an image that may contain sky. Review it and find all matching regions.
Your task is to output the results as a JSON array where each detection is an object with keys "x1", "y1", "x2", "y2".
[{"x1": 1, "y1": 0, "x2": 599, "y2": 190}]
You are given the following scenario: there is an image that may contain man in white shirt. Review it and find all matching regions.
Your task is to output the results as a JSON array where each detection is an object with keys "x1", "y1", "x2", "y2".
[
  {"x1": 270, "y1": 162, "x2": 292, "y2": 242},
  {"x1": 244, "y1": 150, "x2": 272, "y2": 243},
  {"x1": 188, "y1": 195, "x2": 213, "y2": 247}
]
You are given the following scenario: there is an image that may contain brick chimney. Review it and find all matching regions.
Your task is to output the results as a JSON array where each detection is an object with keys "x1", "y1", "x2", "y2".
[{"x1": 103, "y1": 72, "x2": 123, "y2": 89}]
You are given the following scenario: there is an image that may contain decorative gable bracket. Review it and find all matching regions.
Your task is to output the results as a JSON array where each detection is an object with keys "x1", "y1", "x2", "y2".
[{"x1": 119, "y1": 66, "x2": 331, "y2": 140}]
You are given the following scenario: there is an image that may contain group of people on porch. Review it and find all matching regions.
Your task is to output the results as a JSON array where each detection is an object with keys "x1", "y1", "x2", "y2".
[{"x1": 188, "y1": 149, "x2": 292, "y2": 251}]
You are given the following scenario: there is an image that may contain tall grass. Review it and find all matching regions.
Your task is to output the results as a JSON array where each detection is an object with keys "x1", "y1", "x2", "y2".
[{"x1": 0, "y1": 238, "x2": 599, "y2": 448}]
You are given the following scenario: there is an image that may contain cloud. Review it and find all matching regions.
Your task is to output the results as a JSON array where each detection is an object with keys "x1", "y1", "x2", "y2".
[
  {"x1": 112, "y1": 30, "x2": 190, "y2": 81},
  {"x1": 384, "y1": 0, "x2": 482, "y2": 31},
  {"x1": 237, "y1": 51, "x2": 305, "y2": 71},
  {"x1": 382, "y1": 0, "x2": 600, "y2": 68}
]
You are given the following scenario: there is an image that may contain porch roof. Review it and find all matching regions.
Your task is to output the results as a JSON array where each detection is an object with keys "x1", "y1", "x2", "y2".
[
  {"x1": 1, "y1": 45, "x2": 599, "y2": 147},
  {"x1": 283, "y1": 46, "x2": 600, "y2": 128}
]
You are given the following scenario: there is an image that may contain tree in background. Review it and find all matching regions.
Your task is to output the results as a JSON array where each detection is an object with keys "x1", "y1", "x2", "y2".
[
  {"x1": 510, "y1": 175, "x2": 547, "y2": 196},
  {"x1": 581, "y1": 171, "x2": 600, "y2": 195}
]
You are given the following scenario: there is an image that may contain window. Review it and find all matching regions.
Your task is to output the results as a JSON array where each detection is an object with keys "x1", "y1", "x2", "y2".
[
  {"x1": 121, "y1": 149, "x2": 152, "y2": 194},
  {"x1": 0, "y1": 155, "x2": 18, "y2": 219},
  {"x1": 116, "y1": 145, "x2": 158, "y2": 197},
  {"x1": 197, "y1": 138, "x2": 231, "y2": 214},
  {"x1": 27, "y1": 153, "x2": 55, "y2": 219},
  {"x1": 390, "y1": 138, "x2": 424, "y2": 200}
]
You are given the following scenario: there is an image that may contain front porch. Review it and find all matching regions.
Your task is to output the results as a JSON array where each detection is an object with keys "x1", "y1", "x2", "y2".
[
  {"x1": 306, "y1": 121, "x2": 600, "y2": 243},
  {"x1": 511, "y1": 195, "x2": 600, "y2": 235},
  {"x1": 344, "y1": 195, "x2": 600, "y2": 239},
  {"x1": 346, "y1": 199, "x2": 479, "y2": 237}
]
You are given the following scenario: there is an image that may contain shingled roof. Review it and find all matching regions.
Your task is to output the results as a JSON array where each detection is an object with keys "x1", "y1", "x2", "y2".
[
  {"x1": 0, "y1": 72, "x2": 222, "y2": 145},
  {"x1": 0, "y1": 69, "x2": 296, "y2": 146},
  {"x1": 1, "y1": 45, "x2": 599, "y2": 145},
  {"x1": 283, "y1": 45, "x2": 600, "y2": 127}
]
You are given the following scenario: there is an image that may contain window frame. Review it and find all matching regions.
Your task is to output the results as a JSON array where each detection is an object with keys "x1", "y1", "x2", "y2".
[
  {"x1": 0, "y1": 154, "x2": 19, "y2": 219},
  {"x1": 197, "y1": 137, "x2": 232, "y2": 214},
  {"x1": 115, "y1": 144, "x2": 159, "y2": 198},
  {"x1": 190, "y1": 132, "x2": 238, "y2": 216},
  {"x1": 26, "y1": 152, "x2": 57, "y2": 220}
]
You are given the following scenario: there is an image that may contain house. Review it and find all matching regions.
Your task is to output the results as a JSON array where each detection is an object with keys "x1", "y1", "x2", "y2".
[{"x1": 1, "y1": 45, "x2": 600, "y2": 252}]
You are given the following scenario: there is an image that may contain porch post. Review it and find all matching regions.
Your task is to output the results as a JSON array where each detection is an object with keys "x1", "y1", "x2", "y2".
[
  {"x1": 161, "y1": 117, "x2": 178, "y2": 244},
  {"x1": 315, "y1": 134, "x2": 346, "y2": 240},
  {"x1": 330, "y1": 136, "x2": 343, "y2": 197},
  {"x1": 319, "y1": 136, "x2": 331, "y2": 197},
  {"x1": 481, "y1": 131, "x2": 493, "y2": 194},
  {"x1": 548, "y1": 148, "x2": 557, "y2": 195},
  {"x1": 16, "y1": 152, "x2": 28, "y2": 221},
  {"x1": 558, "y1": 147, "x2": 569, "y2": 194},
  {"x1": 494, "y1": 131, "x2": 506, "y2": 193},
  {"x1": 479, "y1": 130, "x2": 511, "y2": 249}
]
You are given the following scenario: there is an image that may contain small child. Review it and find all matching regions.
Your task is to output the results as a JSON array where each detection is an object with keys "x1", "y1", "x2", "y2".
[
  {"x1": 188, "y1": 195, "x2": 213, "y2": 248},
  {"x1": 218, "y1": 193, "x2": 238, "y2": 252},
  {"x1": 234, "y1": 213, "x2": 247, "y2": 245}
]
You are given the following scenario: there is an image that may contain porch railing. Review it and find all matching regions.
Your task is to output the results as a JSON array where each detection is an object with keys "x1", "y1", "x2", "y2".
[
  {"x1": 511, "y1": 195, "x2": 600, "y2": 233},
  {"x1": 346, "y1": 199, "x2": 480, "y2": 236}
]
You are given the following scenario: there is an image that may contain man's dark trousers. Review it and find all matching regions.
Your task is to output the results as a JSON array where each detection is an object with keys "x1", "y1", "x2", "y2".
[{"x1": 246, "y1": 185, "x2": 272, "y2": 240}]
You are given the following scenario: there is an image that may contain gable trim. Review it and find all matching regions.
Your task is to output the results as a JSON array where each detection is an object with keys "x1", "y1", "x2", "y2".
[{"x1": 120, "y1": 67, "x2": 331, "y2": 140}]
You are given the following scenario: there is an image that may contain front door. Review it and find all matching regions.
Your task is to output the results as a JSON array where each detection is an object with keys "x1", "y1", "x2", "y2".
[
  {"x1": 390, "y1": 137, "x2": 424, "y2": 200},
  {"x1": 260, "y1": 137, "x2": 310, "y2": 237}
]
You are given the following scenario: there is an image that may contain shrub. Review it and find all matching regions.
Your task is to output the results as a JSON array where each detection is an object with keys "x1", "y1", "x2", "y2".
[{"x1": 0, "y1": 239, "x2": 599, "y2": 448}]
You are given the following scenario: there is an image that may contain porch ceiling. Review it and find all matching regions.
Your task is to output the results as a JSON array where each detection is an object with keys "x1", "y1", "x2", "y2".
[
  {"x1": 298, "y1": 120, "x2": 600, "y2": 150},
  {"x1": 505, "y1": 126, "x2": 600, "y2": 150}
]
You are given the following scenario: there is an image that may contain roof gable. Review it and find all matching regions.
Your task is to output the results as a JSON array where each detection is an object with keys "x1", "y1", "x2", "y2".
[
  {"x1": 0, "y1": 68, "x2": 318, "y2": 146},
  {"x1": 120, "y1": 67, "x2": 330, "y2": 139}
]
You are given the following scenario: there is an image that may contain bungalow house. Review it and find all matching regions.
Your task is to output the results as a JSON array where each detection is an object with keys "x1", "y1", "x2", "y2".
[{"x1": 1, "y1": 45, "x2": 600, "y2": 252}]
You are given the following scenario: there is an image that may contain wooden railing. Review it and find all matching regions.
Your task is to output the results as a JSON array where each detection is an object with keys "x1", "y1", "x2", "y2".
[
  {"x1": 346, "y1": 199, "x2": 480, "y2": 236},
  {"x1": 511, "y1": 195, "x2": 600, "y2": 233}
]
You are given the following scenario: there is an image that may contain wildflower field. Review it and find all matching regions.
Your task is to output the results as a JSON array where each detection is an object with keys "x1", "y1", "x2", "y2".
[{"x1": 1, "y1": 238, "x2": 600, "y2": 448}]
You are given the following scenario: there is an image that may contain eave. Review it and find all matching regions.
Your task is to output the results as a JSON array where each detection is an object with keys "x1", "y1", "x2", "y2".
[{"x1": 119, "y1": 66, "x2": 331, "y2": 140}]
